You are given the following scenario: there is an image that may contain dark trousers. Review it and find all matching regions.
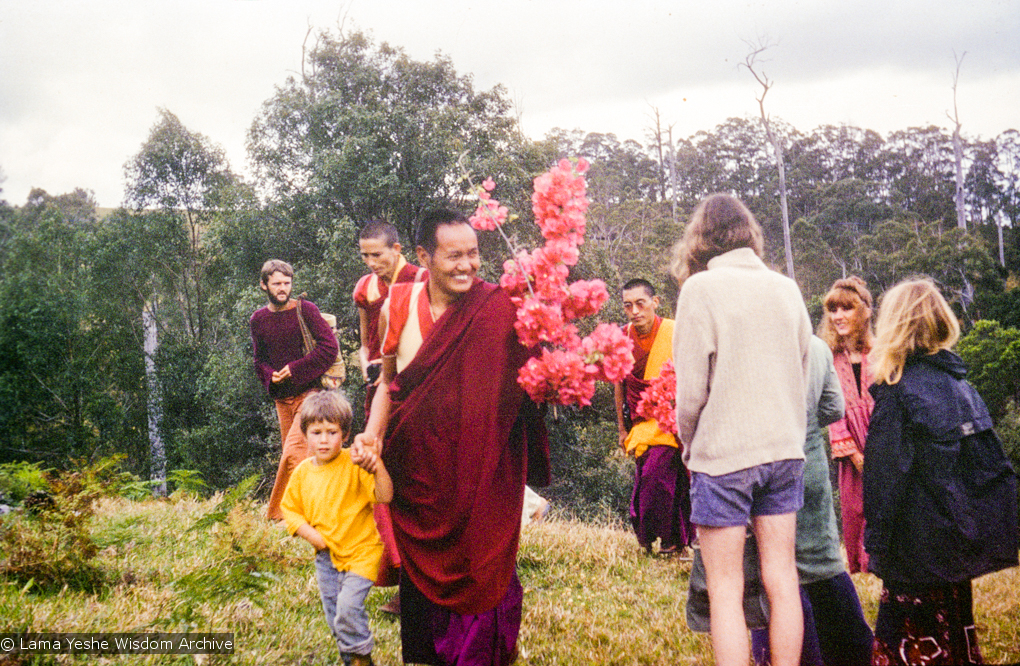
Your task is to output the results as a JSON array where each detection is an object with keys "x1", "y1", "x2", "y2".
[{"x1": 752, "y1": 572, "x2": 873, "y2": 666}]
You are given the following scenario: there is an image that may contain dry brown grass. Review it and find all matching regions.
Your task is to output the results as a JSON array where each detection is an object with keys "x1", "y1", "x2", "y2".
[{"x1": 1, "y1": 498, "x2": 1017, "y2": 665}]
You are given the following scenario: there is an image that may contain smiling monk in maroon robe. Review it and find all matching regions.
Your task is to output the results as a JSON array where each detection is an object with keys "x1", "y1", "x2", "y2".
[{"x1": 353, "y1": 209, "x2": 548, "y2": 666}]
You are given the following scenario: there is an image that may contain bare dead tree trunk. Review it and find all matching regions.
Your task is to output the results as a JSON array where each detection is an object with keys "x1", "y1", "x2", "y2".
[
  {"x1": 742, "y1": 40, "x2": 795, "y2": 280},
  {"x1": 301, "y1": 25, "x2": 314, "y2": 86},
  {"x1": 667, "y1": 124, "x2": 679, "y2": 227},
  {"x1": 948, "y1": 51, "x2": 967, "y2": 230},
  {"x1": 647, "y1": 105, "x2": 668, "y2": 202}
]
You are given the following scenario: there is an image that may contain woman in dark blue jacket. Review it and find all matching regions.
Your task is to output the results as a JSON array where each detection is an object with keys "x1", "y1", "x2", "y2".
[{"x1": 864, "y1": 278, "x2": 1018, "y2": 665}]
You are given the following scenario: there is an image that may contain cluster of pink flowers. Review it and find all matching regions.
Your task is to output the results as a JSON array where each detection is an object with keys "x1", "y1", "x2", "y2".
[
  {"x1": 518, "y1": 348, "x2": 595, "y2": 407},
  {"x1": 532, "y1": 162, "x2": 589, "y2": 244},
  {"x1": 469, "y1": 159, "x2": 634, "y2": 406},
  {"x1": 634, "y1": 359, "x2": 678, "y2": 434},
  {"x1": 468, "y1": 178, "x2": 509, "y2": 231}
]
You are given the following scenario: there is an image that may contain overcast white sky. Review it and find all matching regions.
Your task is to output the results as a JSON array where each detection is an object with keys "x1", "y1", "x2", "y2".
[{"x1": 1, "y1": 0, "x2": 1018, "y2": 208}]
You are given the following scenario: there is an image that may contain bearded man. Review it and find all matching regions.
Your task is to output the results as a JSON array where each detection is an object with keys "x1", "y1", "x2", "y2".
[{"x1": 250, "y1": 259, "x2": 337, "y2": 521}]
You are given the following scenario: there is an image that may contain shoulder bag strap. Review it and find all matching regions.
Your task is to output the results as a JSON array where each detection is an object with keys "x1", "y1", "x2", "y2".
[{"x1": 294, "y1": 295, "x2": 316, "y2": 357}]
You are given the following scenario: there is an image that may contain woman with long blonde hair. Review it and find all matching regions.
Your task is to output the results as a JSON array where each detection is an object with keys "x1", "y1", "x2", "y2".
[
  {"x1": 818, "y1": 276, "x2": 873, "y2": 574},
  {"x1": 864, "y1": 278, "x2": 1018, "y2": 665},
  {"x1": 672, "y1": 193, "x2": 811, "y2": 666}
]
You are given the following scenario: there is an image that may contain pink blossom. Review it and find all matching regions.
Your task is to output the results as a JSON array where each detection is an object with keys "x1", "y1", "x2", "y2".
[
  {"x1": 469, "y1": 197, "x2": 508, "y2": 231},
  {"x1": 536, "y1": 210, "x2": 587, "y2": 244},
  {"x1": 529, "y1": 245, "x2": 570, "y2": 299},
  {"x1": 499, "y1": 252, "x2": 534, "y2": 305},
  {"x1": 537, "y1": 237, "x2": 580, "y2": 268},
  {"x1": 580, "y1": 323, "x2": 635, "y2": 383},
  {"x1": 635, "y1": 359, "x2": 678, "y2": 434},
  {"x1": 562, "y1": 280, "x2": 609, "y2": 320},
  {"x1": 514, "y1": 298, "x2": 579, "y2": 348},
  {"x1": 531, "y1": 160, "x2": 589, "y2": 244},
  {"x1": 468, "y1": 177, "x2": 509, "y2": 231},
  {"x1": 517, "y1": 348, "x2": 596, "y2": 406},
  {"x1": 468, "y1": 159, "x2": 632, "y2": 407}
]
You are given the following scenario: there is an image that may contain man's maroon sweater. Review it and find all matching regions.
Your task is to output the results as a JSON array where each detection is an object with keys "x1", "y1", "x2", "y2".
[{"x1": 249, "y1": 300, "x2": 338, "y2": 400}]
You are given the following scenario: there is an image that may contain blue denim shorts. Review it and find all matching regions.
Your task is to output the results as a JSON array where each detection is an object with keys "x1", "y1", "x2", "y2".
[{"x1": 690, "y1": 459, "x2": 805, "y2": 527}]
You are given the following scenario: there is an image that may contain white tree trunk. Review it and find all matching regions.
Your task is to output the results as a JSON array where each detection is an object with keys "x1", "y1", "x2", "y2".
[
  {"x1": 997, "y1": 211, "x2": 1006, "y2": 267},
  {"x1": 950, "y1": 52, "x2": 967, "y2": 230},
  {"x1": 757, "y1": 111, "x2": 796, "y2": 280},
  {"x1": 743, "y1": 41, "x2": 795, "y2": 280},
  {"x1": 953, "y1": 125, "x2": 966, "y2": 230},
  {"x1": 667, "y1": 125, "x2": 679, "y2": 228},
  {"x1": 144, "y1": 305, "x2": 166, "y2": 496},
  {"x1": 771, "y1": 131, "x2": 795, "y2": 280}
]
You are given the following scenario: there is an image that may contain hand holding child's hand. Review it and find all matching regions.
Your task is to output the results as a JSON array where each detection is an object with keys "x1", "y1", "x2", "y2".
[
  {"x1": 351, "y1": 433, "x2": 368, "y2": 463},
  {"x1": 352, "y1": 435, "x2": 381, "y2": 473}
]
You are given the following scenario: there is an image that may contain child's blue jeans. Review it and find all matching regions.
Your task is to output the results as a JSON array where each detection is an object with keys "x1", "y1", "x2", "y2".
[{"x1": 314, "y1": 550, "x2": 374, "y2": 660}]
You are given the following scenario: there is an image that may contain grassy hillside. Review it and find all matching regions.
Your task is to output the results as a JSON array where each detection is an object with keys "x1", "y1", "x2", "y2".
[{"x1": 1, "y1": 495, "x2": 1018, "y2": 665}]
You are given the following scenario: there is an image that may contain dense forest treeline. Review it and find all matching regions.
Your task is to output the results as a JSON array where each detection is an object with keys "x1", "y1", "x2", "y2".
[{"x1": 2, "y1": 27, "x2": 1019, "y2": 516}]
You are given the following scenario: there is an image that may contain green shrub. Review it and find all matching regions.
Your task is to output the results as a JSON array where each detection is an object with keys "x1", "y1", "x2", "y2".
[
  {"x1": 0, "y1": 461, "x2": 49, "y2": 504},
  {"x1": 991, "y1": 400, "x2": 1020, "y2": 482},
  {"x1": 189, "y1": 473, "x2": 259, "y2": 531},
  {"x1": 156, "y1": 475, "x2": 284, "y2": 631},
  {"x1": 545, "y1": 412, "x2": 632, "y2": 523},
  {"x1": 67, "y1": 454, "x2": 149, "y2": 499},
  {"x1": 160, "y1": 556, "x2": 279, "y2": 632},
  {"x1": 982, "y1": 400, "x2": 1020, "y2": 532},
  {"x1": 0, "y1": 456, "x2": 147, "y2": 592},
  {"x1": 0, "y1": 469, "x2": 105, "y2": 592},
  {"x1": 957, "y1": 320, "x2": 1020, "y2": 419},
  {"x1": 167, "y1": 468, "x2": 209, "y2": 497},
  {"x1": 115, "y1": 478, "x2": 161, "y2": 501},
  {"x1": 212, "y1": 504, "x2": 303, "y2": 570}
]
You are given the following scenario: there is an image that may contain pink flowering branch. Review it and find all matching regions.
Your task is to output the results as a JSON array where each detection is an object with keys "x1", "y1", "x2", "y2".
[
  {"x1": 462, "y1": 166, "x2": 536, "y2": 300},
  {"x1": 518, "y1": 348, "x2": 596, "y2": 407},
  {"x1": 465, "y1": 158, "x2": 634, "y2": 407},
  {"x1": 634, "y1": 359, "x2": 678, "y2": 434}
]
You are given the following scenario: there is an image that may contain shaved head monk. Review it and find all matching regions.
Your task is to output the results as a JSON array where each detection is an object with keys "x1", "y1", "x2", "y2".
[
  {"x1": 613, "y1": 278, "x2": 694, "y2": 556},
  {"x1": 352, "y1": 219, "x2": 425, "y2": 605},
  {"x1": 352, "y1": 208, "x2": 549, "y2": 666}
]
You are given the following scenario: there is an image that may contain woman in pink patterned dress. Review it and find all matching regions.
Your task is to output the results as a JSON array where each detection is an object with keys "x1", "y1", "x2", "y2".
[{"x1": 819, "y1": 276, "x2": 873, "y2": 574}]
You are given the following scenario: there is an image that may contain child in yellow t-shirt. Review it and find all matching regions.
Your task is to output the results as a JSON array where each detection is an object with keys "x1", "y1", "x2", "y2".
[{"x1": 281, "y1": 390, "x2": 393, "y2": 666}]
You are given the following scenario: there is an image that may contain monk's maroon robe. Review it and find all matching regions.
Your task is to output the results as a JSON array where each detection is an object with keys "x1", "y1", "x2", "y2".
[
  {"x1": 624, "y1": 336, "x2": 653, "y2": 420},
  {"x1": 382, "y1": 279, "x2": 549, "y2": 616},
  {"x1": 623, "y1": 319, "x2": 693, "y2": 551}
]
